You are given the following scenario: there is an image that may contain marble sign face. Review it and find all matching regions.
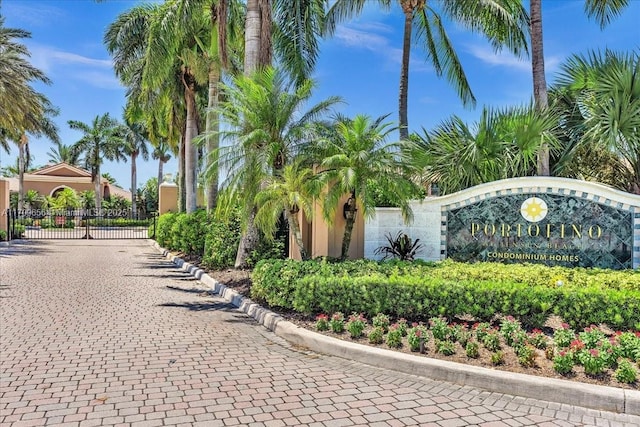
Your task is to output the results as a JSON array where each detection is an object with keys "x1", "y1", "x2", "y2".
[{"x1": 446, "y1": 194, "x2": 633, "y2": 269}]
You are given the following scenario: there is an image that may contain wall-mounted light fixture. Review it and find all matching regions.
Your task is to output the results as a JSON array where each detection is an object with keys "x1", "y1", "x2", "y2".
[{"x1": 342, "y1": 194, "x2": 357, "y2": 220}]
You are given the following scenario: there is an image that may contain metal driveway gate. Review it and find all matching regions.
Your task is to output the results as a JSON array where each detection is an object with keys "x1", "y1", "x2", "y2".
[{"x1": 6, "y1": 209, "x2": 157, "y2": 240}]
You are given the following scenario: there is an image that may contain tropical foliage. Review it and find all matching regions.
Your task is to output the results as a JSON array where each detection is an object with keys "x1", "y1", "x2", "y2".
[
  {"x1": 325, "y1": 0, "x2": 529, "y2": 139},
  {"x1": 529, "y1": 0, "x2": 631, "y2": 176},
  {"x1": 552, "y1": 50, "x2": 640, "y2": 193},
  {"x1": 69, "y1": 113, "x2": 125, "y2": 210},
  {"x1": 417, "y1": 105, "x2": 560, "y2": 194}
]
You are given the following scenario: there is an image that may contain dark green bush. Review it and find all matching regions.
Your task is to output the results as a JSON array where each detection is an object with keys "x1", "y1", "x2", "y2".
[
  {"x1": 155, "y1": 212, "x2": 177, "y2": 248},
  {"x1": 252, "y1": 259, "x2": 640, "y2": 330},
  {"x1": 203, "y1": 218, "x2": 242, "y2": 270}
]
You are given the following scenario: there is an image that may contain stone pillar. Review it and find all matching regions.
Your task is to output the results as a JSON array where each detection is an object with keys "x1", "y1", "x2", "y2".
[
  {"x1": 158, "y1": 182, "x2": 178, "y2": 215},
  {"x1": 0, "y1": 179, "x2": 10, "y2": 239}
]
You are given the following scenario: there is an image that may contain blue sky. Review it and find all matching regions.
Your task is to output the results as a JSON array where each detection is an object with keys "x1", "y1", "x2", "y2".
[{"x1": 1, "y1": 0, "x2": 639, "y2": 192}]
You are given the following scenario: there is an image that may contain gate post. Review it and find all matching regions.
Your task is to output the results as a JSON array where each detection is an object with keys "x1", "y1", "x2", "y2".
[
  {"x1": 0, "y1": 179, "x2": 10, "y2": 240},
  {"x1": 84, "y1": 209, "x2": 91, "y2": 239}
]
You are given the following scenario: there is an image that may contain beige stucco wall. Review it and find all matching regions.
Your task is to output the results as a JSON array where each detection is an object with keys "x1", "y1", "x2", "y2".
[
  {"x1": 289, "y1": 195, "x2": 364, "y2": 260},
  {"x1": 159, "y1": 182, "x2": 179, "y2": 214}
]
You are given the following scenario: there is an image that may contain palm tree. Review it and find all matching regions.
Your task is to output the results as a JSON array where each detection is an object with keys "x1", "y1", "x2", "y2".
[
  {"x1": 315, "y1": 114, "x2": 419, "y2": 260},
  {"x1": 530, "y1": 0, "x2": 630, "y2": 176},
  {"x1": 0, "y1": 17, "x2": 60, "y2": 210},
  {"x1": 47, "y1": 141, "x2": 82, "y2": 166},
  {"x1": 208, "y1": 66, "x2": 341, "y2": 267},
  {"x1": 325, "y1": 0, "x2": 529, "y2": 140},
  {"x1": 105, "y1": 2, "x2": 187, "y2": 211},
  {"x1": 243, "y1": 0, "x2": 325, "y2": 84},
  {"x1": 416, "y1": 104, "x2": 559, "y2": 194},
  {"x1": 552, "y1": 50, "x2": 640, "y2": 194},
  {"x1": 69, "y1": 114, "x2": 125, "y2": 210},
  {"x1": 254, "y1": 161, "x2": 320, "y2": 260},
  {"x1": 122, "y1": 119, "x2": 150, "y2": 215},
  {"x1": 0, "y1": 17, "x2": 52, "y2": 153},
  {"x1": 152, "y1": 140, "x2": 173, "y2": 194}
]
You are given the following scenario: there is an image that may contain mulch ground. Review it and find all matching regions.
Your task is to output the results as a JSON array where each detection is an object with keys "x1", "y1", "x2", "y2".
[{"x1": 173, "y1": 253, "x2": 638, "y2": 391}]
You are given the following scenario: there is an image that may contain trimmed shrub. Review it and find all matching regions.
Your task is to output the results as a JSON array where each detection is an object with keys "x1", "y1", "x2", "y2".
[{"x1": 251, "y1": 258, "x2": 640, "y2": 329}]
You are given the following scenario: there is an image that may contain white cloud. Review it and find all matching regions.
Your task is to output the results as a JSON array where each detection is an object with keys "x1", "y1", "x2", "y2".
[
  {"x1": 24, "y1": 44, "x2": 119, "y2": 90},
  {"x1": 466, "y1": 44, "x2": 562, "y2": 74},
  {"x1": 29, "y1": 44, "x2": 112, "y2": 72},
  {"x1": 72, "y1": 71, "x2": 122, "y2": 91},
  {"x1": 334, "y1": 23, "x2": 393, "y2": 51},
  {"x1": 466, "y1": 44, "x2": 530, "y2": 71},
  {"x1": 2, "y1": 2, "x2": 66, "y2": 28},
  {"x1": 334, "y1": 23, "x2": 431, "y2": 72}
]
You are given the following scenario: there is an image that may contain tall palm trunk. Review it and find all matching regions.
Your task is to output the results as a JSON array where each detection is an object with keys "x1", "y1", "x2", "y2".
[
  {"x1": 184, "y1": 72, "x2": 199, "y2": 214},
  {"x1": 244, "y1": 0, "x2": 261, "y2": 74},
  {"x1": 17, "y1": 135, "x2": 27, "y2": 211},
  {"x1": 244, "y1": 0, "x2": 272, "y2": 74},
  {"x1": 531, "y1": 0, "x2": 550, "y2": 176},
  {"x1": 94, "y1": 165, "x2": 102, "y2": 212},
  {"x1": 285, "y1": 209, "x2": 309, "y2": 260},
  {"x1": 237, "y1": 0, "x2": 273, "y2": 268},
  {"x1": 398, "y1": 0, "x2": 417, "y2": 140},
  {"x1": 178, "y1": 134, "x2": 185, "y2": 212},
  {"x1": 157, "y1": 157, "x2": 164, "y2": 195},
  {"x1": 130, "y1": 152, "x2": 138, "y2": 216},
  {"x1": 340, "y1": 214, "x2": 356, "y2": 261},
  {"x1": 205, "y1": 67, "x2": 221, "y2": 211},
  {"x1": 340, "y1": 192, "x2": 357, "y2": 261}
]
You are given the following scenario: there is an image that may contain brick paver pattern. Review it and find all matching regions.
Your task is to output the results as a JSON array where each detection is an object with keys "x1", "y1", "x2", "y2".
[{"x1": 1, "y1": 240, "x2": 638, "y2": 427}]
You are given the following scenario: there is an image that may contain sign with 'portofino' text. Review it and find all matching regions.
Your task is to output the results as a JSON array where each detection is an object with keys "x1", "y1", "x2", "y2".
[{"x1": 446, "y1": 193, "x2": 633, "y2": 269}]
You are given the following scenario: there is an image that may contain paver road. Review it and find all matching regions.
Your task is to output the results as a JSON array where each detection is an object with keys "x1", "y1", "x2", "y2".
[{"x1": 1, "y1": 240, "x2": 638, "y2": 427}]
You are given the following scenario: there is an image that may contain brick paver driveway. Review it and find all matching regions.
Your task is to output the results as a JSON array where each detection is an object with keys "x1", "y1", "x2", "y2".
[{"x1": 1, "y1": 240, "x2": 638, "y2": 427}]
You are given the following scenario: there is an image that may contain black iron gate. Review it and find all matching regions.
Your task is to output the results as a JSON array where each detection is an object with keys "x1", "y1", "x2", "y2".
[{"x1": 6, "y1": 209, "x2": 157, "y2": 240}]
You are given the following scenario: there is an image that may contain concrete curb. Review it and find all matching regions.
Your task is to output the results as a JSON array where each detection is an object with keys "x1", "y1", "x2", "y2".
[{"x1": 151, "y1": 241, "x2": 640, "y2": 417}]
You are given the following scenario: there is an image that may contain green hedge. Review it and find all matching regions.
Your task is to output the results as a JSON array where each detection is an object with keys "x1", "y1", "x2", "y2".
[
  {"x1": 251, "y1": 259, "x2": 640, "y2": 330},
  {"x1": 153, "y1": 211, "x2": 285, "y2": 268}
]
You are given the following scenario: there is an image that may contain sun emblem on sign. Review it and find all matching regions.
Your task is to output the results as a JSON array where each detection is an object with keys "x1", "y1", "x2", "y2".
[{"x1": 520, "y1": 197, "x2": 548, "y2": 223}]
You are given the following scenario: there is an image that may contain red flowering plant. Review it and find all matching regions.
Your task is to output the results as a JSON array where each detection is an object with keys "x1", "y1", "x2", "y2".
[
  {"x1": 315, "y1": 314, "x2": 329, "y2": 331},
  {"x1": 553, "y1": 324, "x2": 576, "y2": 349},
  {"x1": 578, "y1": 325, "x2": 606, "y2": 349},
  {"x1": 553, "y1": 350, "x2": 575, "y2": 375},
  {"x1": 346, "y1": 313, "x2": 367, "y2": 339},
  {"x1": 528, "y1": 329, "x2": 548, "y2": 349},
  {"x1": 407, "y1": 324, "x2": 429, "y2": 352},
  {"x1": 578, "y1": 348, "x2": 606, "y2": 376},
  {"x1": 329, "y1": 312, "x2": 345, "y2": 333}
]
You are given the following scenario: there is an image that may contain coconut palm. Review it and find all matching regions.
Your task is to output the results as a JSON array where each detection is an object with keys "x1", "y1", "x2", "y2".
[
  {"x1": 552, "y1": 50, "x2": 640, "y2": 193},
  {"x1": 47, "y1": 141, "x2": 82, "y2": 166},
  {"x1": 121, "y1": 117, "x2": 149, "y2": 214},
  {"x1": 152, "y1": 140, "x2": 173, "y2": 193},
  {"x1": 208, "y1": 66, "x2": 341, "y2": 267},
  {"x1": 254, "y1": 160, "x2": 320, "y2": 260},
  {"x1": 0, "y1": 17, "x2": 60, "y2": 210},
  {"x1": 13, "y1": 97, "x2": 60, "y2": 211},
  {"x1": 243, "y1": 0, "x2": 326, "y2": 83},
  {"x1": 69, "y1": 114, "x2": 126, "y2": 210},
  {"x1": 325, "y1": 0, "x2": 529, "y2": 140},
  {"x1": 105, "y1": 2, "x2": 188, "y2": 211},
  {"x1": 530, "y1": 0, "x2": 630, "y2": 176},
  {"x1": 416, "y1": 104, "x2": 560, "y2": 194},
  {"x1": 315, "y1": 114, "x2": 419, "y2": 260},
  {"x1": 121, "y1": 119, "x2": 150, "y2": 216},
  {"x1": 0, "y1": 17, "x2": 52, "y2": 153}
]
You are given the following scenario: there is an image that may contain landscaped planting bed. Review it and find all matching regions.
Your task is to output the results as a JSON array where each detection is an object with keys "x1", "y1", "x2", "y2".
[
  {"x1": 306, "y1": 312, "x2": 640, "y2": 389},
  {"x1": 251, "y1": 259, "x2": 640, "y2": 330}
]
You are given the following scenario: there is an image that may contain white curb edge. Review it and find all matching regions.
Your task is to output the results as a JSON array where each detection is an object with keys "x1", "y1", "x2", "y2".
[{"x1": 151, "y1": 241, "x2": 640, "y2": 417}]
